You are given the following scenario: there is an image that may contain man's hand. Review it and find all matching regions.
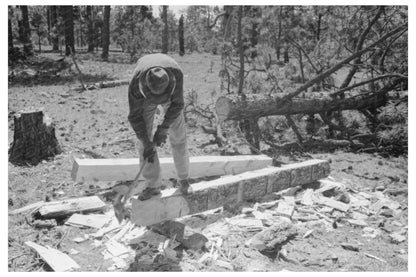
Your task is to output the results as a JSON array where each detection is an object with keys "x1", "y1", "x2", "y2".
[
  {"x1": 153, "y1": 126, "x2": 169, "y2": 147},
  {"x1": 143, "y1": 141, "x2": 156, "y2": 163}
]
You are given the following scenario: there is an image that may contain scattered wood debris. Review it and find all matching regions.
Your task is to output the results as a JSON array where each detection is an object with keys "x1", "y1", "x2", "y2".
[{"x1": 25, "y1": 241, "x2": 80, "y2": 272}]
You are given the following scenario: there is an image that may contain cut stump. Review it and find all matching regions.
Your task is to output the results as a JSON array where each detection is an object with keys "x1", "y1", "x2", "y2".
[{"x1": 9, "y1": 110, "x2": 61, "y2": 166}]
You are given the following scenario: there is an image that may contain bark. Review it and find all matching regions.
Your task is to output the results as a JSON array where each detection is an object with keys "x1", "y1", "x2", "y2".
[
  {"x1": 270, "y1": 139, "x2": 365, "y2": 153},
  {"x1": 275, "y1": 6, "x2": 283, "y2": 61},
  {"x1": 19, "y1": 6, "x2": 33, "y2": 56},
  {"x1": 161, "y1": 6, "x2": 168, "y2": 54},
  {"x1": 9, "y1": 110, "x2": 61, "y2": 166},
  {"x1": 86, "y1": 6, "x2": 94, "y2": 52},
  {"x1": 316, "y1": 13, "x2": 322, "y2": 42},
  {"x1": 101, "y1": 6, "x2": 111, "y2": 61},
  {"x1": 222, "y1": 6, "x2": 233, "y2": 38},
  {"x1": 237, "y1": 6, "x2": 245, "y2": 97},
  {"x1": 216, "y1": 92, "x2": 389, "y2": 122},
  {"x1": 178, "y1": 15, "x2": 185, "y2": 56},
  {"x1": 61, "y1": 6, "x2": 75, "y2": 56},
  {"x1": 249, "y1": 7, "x2": 260, "y2": 59},
  {"x1": 8, "y1": 18, "x2": 13, "y2": 50},
  {"x1": 50, "y1": 6, "x2": 59, "y2": 51}
]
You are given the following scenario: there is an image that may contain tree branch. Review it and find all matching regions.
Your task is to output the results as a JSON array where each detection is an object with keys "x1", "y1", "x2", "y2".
[
  {"x1": 340, "y1": 6, "x2": 384, "y2": 89},
  {"x1": 331, "y1": 74, "x2": 407, "y2": 97},
  {"x1": 277, "y1": 23, "x2": 407, "y2": 105},
  {"x1": 208, "y1": 12, "x2": 226, "y2": 29}
]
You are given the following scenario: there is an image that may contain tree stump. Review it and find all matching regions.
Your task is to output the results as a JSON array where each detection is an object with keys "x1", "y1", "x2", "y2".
[{"x1": 9, "y1": 110, "x2": 61, "y2": 166}]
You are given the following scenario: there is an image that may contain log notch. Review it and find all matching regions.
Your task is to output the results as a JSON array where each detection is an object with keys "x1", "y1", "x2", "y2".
[
  {"x1": 215, "y1": 93, "x2": 388, "y2": 121},
  {"x1": 131, "y1": 159, "x2": 330, "y2": 226},
  {"x1": 9, "y1": 110, "x2": 61, "y2": 166}
]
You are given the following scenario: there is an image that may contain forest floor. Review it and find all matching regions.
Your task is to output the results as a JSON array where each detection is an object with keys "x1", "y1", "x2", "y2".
[{"x1": 7, "y1": 51, "x2": 408, "y2": 272}]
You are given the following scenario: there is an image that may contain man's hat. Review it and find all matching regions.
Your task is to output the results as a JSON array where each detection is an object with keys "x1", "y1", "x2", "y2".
[{"x1": 138, "y1": 67, "x2": 176, "y2": 97}]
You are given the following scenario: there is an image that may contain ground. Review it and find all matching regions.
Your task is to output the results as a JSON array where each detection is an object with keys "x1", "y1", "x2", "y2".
[{"x1": 8, "y1": 51, "x2": 408, "y2": 271}]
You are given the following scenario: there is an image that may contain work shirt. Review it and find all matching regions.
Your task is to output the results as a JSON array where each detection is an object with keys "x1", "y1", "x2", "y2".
[{"x1": 128, "y1": 54, "x2": 184, "y2": 142}]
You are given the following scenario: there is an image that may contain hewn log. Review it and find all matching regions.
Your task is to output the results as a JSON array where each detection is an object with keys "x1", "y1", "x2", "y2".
[
  {"x1": 215, "y1": 92, "x2": 388, "y2": 121},
  {"x1": 131, "y1": 159, "x2": 330, "y2": 226},
  {"x1": 71, "y1": 155, "x2": 272, "y2": 182},
  {"x1": 9, "y1": 110, "x2": 61, "y2": 166}
]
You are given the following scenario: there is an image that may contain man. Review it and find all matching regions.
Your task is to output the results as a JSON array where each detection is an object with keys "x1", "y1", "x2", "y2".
[{"x1": 128, "y1": 53, "x2": 190, "y2": 201}]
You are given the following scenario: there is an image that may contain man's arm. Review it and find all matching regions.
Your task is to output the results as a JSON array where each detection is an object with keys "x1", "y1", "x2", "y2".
[
  {"x1": 127, "y1": 78, "x2": 150, "y2": 144},
  {"x1": 159, "y1": 71, "x2": 184, "y2": 129}
]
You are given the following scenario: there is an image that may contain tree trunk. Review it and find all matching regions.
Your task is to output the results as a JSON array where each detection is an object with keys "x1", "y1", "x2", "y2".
[
  {"x1": 284, "y1": 44, "x2": 289, "y2": 63},
  {"x1": 215, "y1": 92, "x2": 389, "y2": 121},
  {"x1": 9, "y1": 110, "x2": 61, "y2": 166},
  {"x1": 237, "y1": 6, "x2": 244, "y2": 97},
  {"x1": 178, "y1": 14, "x2": 185, "y2": 56},
  {"x1": 249, "y1": 7, "x2": 260, "y2": 59},
  {"x1": 38, "y1": 34, "x2": 41, "y2": 53},
  {"x1": 50, "y1": 6, "x2": 59, "y2": 51},
  {"x1": 222, "y1": 6, "x2": 233, "y2": 38},
  {"x1": 8, "y1": 18, "x2": 13, "y2": 50},
  {"x1": 86, "y1": 6, "x2": 94, "y2": 52},
  {"x1": 19, "y1": 5, "x2": 33, "y2": 56},
  {"x1": 47, "y1": 7, "x2": 51, "y2": 39},
  {"x1": 101, "y1": 6, "x2": 111, "y2": 61},
  {"x1": 316, "y1": 13, "x2": 322, "y2": 41},
  {"x1": 162, "y1": 6, "x2": 169, "y2": 54},
  {"x1": 275, "y1": 6, "x2": 283, "y2": 61},
  {"x1": 61, "y1": 6, "x2": 75, "y2": 56}
]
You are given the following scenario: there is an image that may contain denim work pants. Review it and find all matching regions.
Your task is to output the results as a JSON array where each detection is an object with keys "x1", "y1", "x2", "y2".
[{"x1": 137, "y1": 103, "x2": 189, "y2": 188}]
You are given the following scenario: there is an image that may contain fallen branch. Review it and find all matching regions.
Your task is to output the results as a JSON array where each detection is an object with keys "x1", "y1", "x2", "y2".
[{"x1": 69, "y1": 47, "x2": 86, "y2": 91}]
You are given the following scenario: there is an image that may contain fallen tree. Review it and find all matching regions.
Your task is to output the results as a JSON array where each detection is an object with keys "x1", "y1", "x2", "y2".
[{"x1": 216, "y1": 91, "x2": 390, "y2": 122}]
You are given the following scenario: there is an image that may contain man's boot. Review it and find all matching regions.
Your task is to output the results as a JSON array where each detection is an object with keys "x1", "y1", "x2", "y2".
[
  {"x1": 138, "y1": 187, "x2": 161, "y2": 201},
  {"x1": 178, "y1": 179, "x2": 190, "y2": 195}
]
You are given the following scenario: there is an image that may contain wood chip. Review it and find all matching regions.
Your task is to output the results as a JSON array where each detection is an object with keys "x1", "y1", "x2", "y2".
[
  {"x1": 65, "y1": 213, "x2": 111, "y2": 229},
  {"x1": 105, "y1": 240, "x2": 130, "y2": 257},
  {"x1": 25, "y1": 241, "x2": 80, "y2": 271},
  {"x1": 214, "y1": 259, "x2": 234, "y2": 270},
  {"x1": 226, "y1": 217, "x2": 263, "y2": 230},
  {"x1": 275, "y1": 201, "x2": 295, "y2": 219},
  {"x1": 350, "y1": 211, "x2": 368, "y2": 220},
  {"x1": 302, "y1": 229, "x2": 314, "y2": 238},
  {"x1": 363, "y1": 252, "x2": 386, "y2": 263},
  {"x1": 389, "y1": 233, "x2": 406, "y2": 243},
  {"x1": 347, "y1": 219, "x2": 368, "y2": 227},
  {"x1": 300, "y1": 189, "x2": 314, "y2": 206},
  {"x1": 314, "y1": 194, "x2": 349, "y2": 212}
]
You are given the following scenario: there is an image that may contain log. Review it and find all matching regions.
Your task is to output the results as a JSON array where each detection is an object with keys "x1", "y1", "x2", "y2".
[
  {"x1": 25, "y1": 241, "x2": 80, "y2": 271},
  {"x1": 9, "y1": 110, "x2": 61, "y2": 166},
  {"x1": 131, "y1": 159, "x2": 330, "y2": 226},
  {"x1": 71, "y1": 155, "x2": 273, "y2": 182},
  {"x1": 38, "y1": 196, "x2": 106, "y2": 218},
  {"x1": 215, "y1": 92, "x2": 388, "y2": 121}
]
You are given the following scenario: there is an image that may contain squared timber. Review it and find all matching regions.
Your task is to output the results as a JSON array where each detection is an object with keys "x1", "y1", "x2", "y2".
[
  {"x1": 72, "y1": 155, "x2": 273, "y2": 182},
  {"x1": 132, "y1": 159, "x2": 330, "y2": 226}
]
